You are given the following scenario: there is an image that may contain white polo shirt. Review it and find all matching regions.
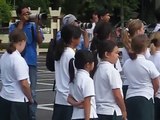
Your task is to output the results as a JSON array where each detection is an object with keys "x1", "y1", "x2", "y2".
[
  {"x1": 121, "y1": 48, "x2": 151, "y2": 85},
  {"x1": 123, "y1": 54, "x2": 160, "y2": 100},
  {"x1": 0, "y1": 50, "x2": 30, "y2": 102},
  {"x1": 69, "y1": 69, "x2": 98, "y2": 119},
  {"x1": 55, "y1": 47, "x2": 75, "y2": 105},
  {"x1": 94, "y1": 61, "x2": 123, "y2": 116},
  {"x1": 149, "y1": 51, "x2": 160, "y2": 99}
]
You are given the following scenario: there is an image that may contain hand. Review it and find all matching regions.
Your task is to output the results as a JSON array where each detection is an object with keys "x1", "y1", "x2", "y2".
[{"x1": 122, "y1": 111, "x2": 127, "y2": 120}]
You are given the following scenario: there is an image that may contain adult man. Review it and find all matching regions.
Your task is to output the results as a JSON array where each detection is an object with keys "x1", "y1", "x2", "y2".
[
  {"x1": 9, "y1": 5, "x2": 44, "y2": 120},
  {"x1": 56, "y1": 14, "x2": 89, "y2": 50},
  {"x1": 98, "y1": 9, "x2": 111, "y2": 23}
]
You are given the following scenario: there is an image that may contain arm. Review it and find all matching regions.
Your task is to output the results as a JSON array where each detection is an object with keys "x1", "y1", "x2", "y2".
[
  {"x1": 84, "y1": 96, "x2": 91, "y2": 120},
  {"x1": 152, "y1": 77, "x2": 159, "y2": 96},
  {"x1": 20, "y1": 79, "x2": 33, "y2": 103},
  {"x1": 113, "y1": 88, "x2": 127, "y2": 120},
  {"x1": 67, "y1": 94, "x2": 84, "y2": 108},
  {"x1": 36, "y1": 25, "x2": 43, "y2": 45},
  {"x1": 81, "y1": 29, "x2": 89, "y2": 49}
]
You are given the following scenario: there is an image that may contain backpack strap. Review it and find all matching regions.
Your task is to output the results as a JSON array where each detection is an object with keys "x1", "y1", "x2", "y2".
[{"x1": 69, "y1": 58, "x2": 75, "y2": 83}]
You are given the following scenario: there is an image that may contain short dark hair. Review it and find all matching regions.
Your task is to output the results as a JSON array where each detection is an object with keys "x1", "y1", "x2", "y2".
[
  {"x1": 98, "y1": 9, "x2": 110, "y2": 18},
  {"x1": 75, "y1": 50, "x2": 94, "y2": 69},
  {"x1": 97, "y1": 40, "x2": 117, "y2": 59},
  {"x1": 16, "y1": 5, "x2": 29, "y2": 17}
]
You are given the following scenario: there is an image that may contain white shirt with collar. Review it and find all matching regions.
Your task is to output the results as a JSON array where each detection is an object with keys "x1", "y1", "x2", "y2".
[
  {"x1": 55, "y1": 47, "x2": 75, "y2": 105},
  {"x1": 149, "y1": 51, "x2": 160, "y2": 99},
  {"x1": 69, "y1": 69, "x2": 98, "y2": 119},
  {"x1": 0, "y1": 50, "x2": 30, "y2": 102},
  {"x1": 123, "y1": 54, "x2": 160, "y2": 100},
  {"x1": 94, "y1": 61, "x2": 123, "y2": 116}
]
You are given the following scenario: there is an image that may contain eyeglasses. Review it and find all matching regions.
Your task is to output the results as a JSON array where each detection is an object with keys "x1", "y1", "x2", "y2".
[{"x1": 21, "y1": 12, "x2": 31, "y2": 16}]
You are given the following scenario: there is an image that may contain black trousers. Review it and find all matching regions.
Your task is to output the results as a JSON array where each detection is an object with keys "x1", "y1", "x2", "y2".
[
  {"x1": 154, "y1": 97, "x2": 160, "y2": 120},
  {"x1": 52, "y1": 104, "x2": 73, "y2": 120},
  {"x1": 0, "y1": 96, "x2": 29, "y2": 120},
  {"x1": 126, "y1": 96, "x2": 154, "y2": 120},
  {"x1": 72, "y1": 118, "x2": 99, "y2": 120}
]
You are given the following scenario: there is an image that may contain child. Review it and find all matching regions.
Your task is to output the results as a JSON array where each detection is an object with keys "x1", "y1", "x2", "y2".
[
  {"x1": 123, "y1": 34, "x2": 159, "y2": 120},
  {"x1": 148, "y1": 31, "x2": 160, "y2": 120},
  {"x1": 93, "y1": 40, "x2": 127, "y2": 120},
  {"x1": 52, "y1": 25, "x2": 82, "y2": 120},
  {"x1": 68, "y1": 50, "x2": 98, "y2": 120},
  {"x1": 0, "y1": 29, "x2": 33, "y2": 120},
  {"x1": 121, "y1": 19, "x2": 150, "y2": 97}
]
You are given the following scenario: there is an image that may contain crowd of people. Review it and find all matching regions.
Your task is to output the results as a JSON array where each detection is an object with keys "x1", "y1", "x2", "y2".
[{"x1": 1, "y1": 4, "x2": 160, "y2": 120}]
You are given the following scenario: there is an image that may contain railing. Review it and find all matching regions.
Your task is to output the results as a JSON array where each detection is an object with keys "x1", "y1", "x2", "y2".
[{"x1": 0, "y1": 7, "x2": 62, "y2": 54}]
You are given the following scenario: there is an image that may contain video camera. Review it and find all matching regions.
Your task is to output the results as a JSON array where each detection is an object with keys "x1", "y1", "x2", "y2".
[
  {"x1": 29, "y1": 13, "x2": 48, "y2": 21},
  {"x1": 78, "y1": 22, "x2": 92, "y2": 29},
  {"x1": 29, "y1": 13, "x2": 48, "y2": 27}
]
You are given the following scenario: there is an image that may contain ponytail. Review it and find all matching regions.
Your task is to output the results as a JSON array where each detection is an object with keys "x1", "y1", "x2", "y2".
[{"x1": 6, "y1": 43, "x2": 16, "y2": 54}]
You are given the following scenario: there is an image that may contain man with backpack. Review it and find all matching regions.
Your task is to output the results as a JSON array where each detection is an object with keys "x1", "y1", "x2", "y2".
[{"x1": 9, "y1": 5, "x2": 44, "y2": 120}]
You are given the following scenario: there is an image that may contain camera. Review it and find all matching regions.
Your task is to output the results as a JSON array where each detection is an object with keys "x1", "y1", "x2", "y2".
[
  {"x1": 29, "y1": 13, "x2": 48, "y2": 21},
  {"x1": 78, "y1": 22, "x2": 92, "y2": 29}
]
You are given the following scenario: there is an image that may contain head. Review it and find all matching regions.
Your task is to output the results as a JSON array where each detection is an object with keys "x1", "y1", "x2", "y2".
[
  {"x1": 90, "y1": 11, "x2": 99, "y2": 23},
  {"x1": 7, "y1": 29, "x2": 26, "y2": 54},
  {"x1": 149, "y1": 32, "x2": 160, "y2": 54},
  {"x1": 98, "y1": 9, "x2": 111, "y2": 23},
  {"x1": 61, "y1": 24, "x2": 81, "y2": 48},
  {"x1": 62, "y1": 14, "x2": 79, "y2": 26},
  {"x1": 55, "y1": 25, "x2": 81, "y2": 61},
  {"x1": 16, "y1": 5, "x2": 31, "y2": 21},
  {"x1": 122, "y1": 19, "x2": 145, "y2": 51},
  {"x1": 97, "y1": 40, "x2": 119, "y2": 64},
  {"x1": 69, "y1": 50, "x2": 94, "y2": 83},
  {"x1": 129, "y1": 34, "x2": 149, "y2": 60},
  {"x1": 90, "y1": 21, "x2": 113, "y2": 52},
  {"x1": 94, "y1": 21, "x2": 113, "y2": 41},
  {"x1": 127, "y1": 19, "x2": 145, "y2": 37},
  {"x1": 75, "y1": 50, "x2": 94, "y2": 71}
]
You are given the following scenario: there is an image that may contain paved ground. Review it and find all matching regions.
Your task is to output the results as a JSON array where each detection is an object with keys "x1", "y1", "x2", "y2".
[{"x1": 0, "y1": 53, "x2": 55, "y2": 120}]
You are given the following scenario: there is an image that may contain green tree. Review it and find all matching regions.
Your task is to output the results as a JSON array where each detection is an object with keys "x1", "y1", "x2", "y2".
[{"x1": 0, "y1": 0, "x2": 12, "y2": 26}]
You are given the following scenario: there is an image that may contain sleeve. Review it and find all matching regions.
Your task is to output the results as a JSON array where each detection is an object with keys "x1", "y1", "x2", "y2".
[
  {"x1": 33, "y1": 23, "x2": 44, "y2": 41},
  {"x1": 9, "y1": 23, "x2": 16, "y2": 33},
  {"x1": 82, "y1": 78, "x2": 95, "y2": 98},
  {"x1": 14, "y1": 57, "x2": 29, "y2": 81},
  {"x1": 149, "y1": 62, "x2": 160, "y2": 79},
  {"x1": 108, "y1": 68, "x2": 122, "y2": 89}
]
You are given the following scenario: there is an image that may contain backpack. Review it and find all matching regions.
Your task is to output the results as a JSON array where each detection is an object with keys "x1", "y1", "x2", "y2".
[{"x1": 46, "y1": 38, "x2": 57, "y2": 71}]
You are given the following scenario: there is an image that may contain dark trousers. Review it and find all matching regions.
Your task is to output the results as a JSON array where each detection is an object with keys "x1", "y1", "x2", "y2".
[
  {"x1": 0, "y1": 96, "x2": 29, "y2": 120},
  {"x1": 97, "y1": 112, "x2": 122, "y2": 120},
  {"x1": 154, "y1": 97, "x2": 160, "y2": 120},
  {"x1": 126, "y1": 96, "x2": 154, "y2": 120},
  {"x1": 52, "y1": 104, "x2": 73, "y2": 120},
  {"x1": 72, "y1": 118, "x2": 99, "y2": 120}
]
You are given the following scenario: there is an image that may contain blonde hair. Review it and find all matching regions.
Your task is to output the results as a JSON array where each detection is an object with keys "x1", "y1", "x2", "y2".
[
  {"x1": 149, "y1": 32, "x2": 160, "y2": 55},
  {"x1": 122, "y1": 19, "x2": 143, "y2": 52}
]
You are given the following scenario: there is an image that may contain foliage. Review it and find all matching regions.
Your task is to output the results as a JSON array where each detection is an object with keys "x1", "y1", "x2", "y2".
[
  {"x1": 0, "y1": 0, "x2": 12, "y2": 23},
  {"x1": 23, "y1": 0, "x2": 50, "y2": 13},
  {"x1": 59, "y1": 0, "x2": 139, "y2": 24}
]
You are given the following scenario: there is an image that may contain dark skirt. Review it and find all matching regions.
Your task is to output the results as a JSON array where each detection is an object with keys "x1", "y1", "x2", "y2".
[
  {"x1": 97, "y1": 111, "x2": 122, "y2": 120},
  {"x1": 126, "y1": 96, "x2": 154, "y2": 120},
  {"x1": 154, "y1": 97, "x2": 160, "y2": 120},
  {"x1": 52, "y1": 103, "x2": 73, "y2": 120},
  {"x1": 0, "y1": 96, "x2": 29, "y2": 120}
]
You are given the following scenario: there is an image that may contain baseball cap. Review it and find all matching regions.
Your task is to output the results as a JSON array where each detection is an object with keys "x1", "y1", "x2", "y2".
[{"x1": 62, "y1": 14, "x2": 78, "y2": 25}]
